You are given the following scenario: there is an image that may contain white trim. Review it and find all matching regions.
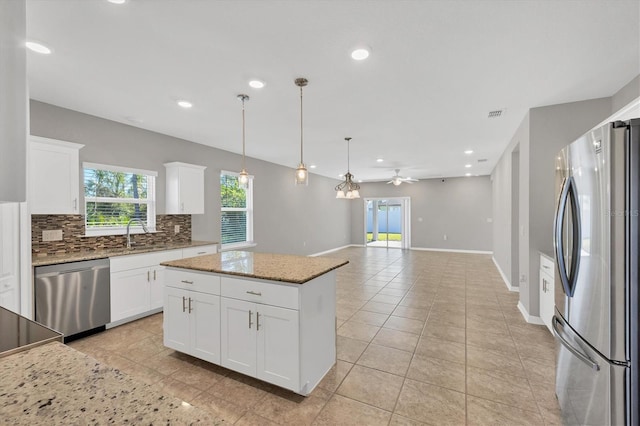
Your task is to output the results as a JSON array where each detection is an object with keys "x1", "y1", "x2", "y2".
[
  {"x1": 164, "y1": 161, "x2": 207, "y2": 171},
  {"x1": 492, "y1": 256, "x2": 519, "y2": 292},
  {"x1": 309, "y1": 245, "x2": 355, "y2": 257},
  {"x1": 410, "y1": 247, "x2": 493, "y2": 254},
  {"x1": 84, "y1": 162, "x2": 158, "y2": 177},
  {"x1": 220, "y1": 169, "x2": 254, "y2": 179},
  {"x1": 30, "y1": 135, "x2": 84, "y2": 150},
  {"x1": 517, "y1": 301, "x2": 545, "y2": 325}
]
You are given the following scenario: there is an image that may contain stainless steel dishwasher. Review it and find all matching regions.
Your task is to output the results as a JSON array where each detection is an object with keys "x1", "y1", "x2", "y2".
[{"x1": 35, "y1": 258, "x2": 110, "y2": 340}]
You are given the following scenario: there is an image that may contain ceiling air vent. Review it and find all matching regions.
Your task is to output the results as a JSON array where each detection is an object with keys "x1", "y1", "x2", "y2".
[
  {"x1": 477, "y1": 158, "x2": 488, "y2": 163},
  {"x1": 488, "y1": 109, "x2": 504, "y2": 118}
]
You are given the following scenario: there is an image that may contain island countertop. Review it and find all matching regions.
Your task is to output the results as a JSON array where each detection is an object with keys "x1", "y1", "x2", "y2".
[{"x1": 161, "y1": 250, "x2": 349, "y2": 284}]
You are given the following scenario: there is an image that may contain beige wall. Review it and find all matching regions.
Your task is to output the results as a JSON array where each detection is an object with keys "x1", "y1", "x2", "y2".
[{"x1": 29, "y1": 101, "x2": 351, "y2": 256}]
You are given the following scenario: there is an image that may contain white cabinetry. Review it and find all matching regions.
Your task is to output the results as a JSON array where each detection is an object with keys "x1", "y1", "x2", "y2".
[
  {"x1": 29, "y1": 136, "x2": 83, "y2": 214},
  {"x1": 182, "y1": 244, "x2": 218, "y2": 258},
  {"x1": 164, "y1": 162, "x2": 206, "y2": 214},
  {"x1": 539, "y1": 254, "x2": 555, "y2": 333},
  {"x1": 0, "y1": 203, "x2": 20, "y2": 313},
  {"x1": 162, "y1": 269, "x2": 336, "y2": 395},
  {"x1": 164, "y1": 269, "x2": 221, "y2": 364},
  {"x1": 109, "y1": 249, "x2": 182, "y2": 324},
  {"x1": 220, "y1": 296, "x2": 299, "y2": 390}
]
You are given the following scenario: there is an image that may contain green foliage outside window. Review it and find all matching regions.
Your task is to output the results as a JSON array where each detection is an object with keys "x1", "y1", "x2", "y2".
[{"x1": 84, "y1": 169, "x2": 149, "y2": 227}]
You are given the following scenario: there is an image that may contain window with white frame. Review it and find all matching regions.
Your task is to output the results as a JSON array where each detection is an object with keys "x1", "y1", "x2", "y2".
[
  {"x1": 220, "y1": 171, "x2": 253, "y2": 248},
  {"x1": 83, "y1": 162, "x2": 156, "y2": 236}
]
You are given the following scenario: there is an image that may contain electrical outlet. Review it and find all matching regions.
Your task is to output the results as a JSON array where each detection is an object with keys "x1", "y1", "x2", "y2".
[
  {"x1": 174, "y1": 225, "x2": 180, "y2": 234},
  {"x1": 443, "y1": 234, "x2": 447, "y2": 241},
  {"x1": 42, "y1": 230, "x2": 63, "y2": 242}
]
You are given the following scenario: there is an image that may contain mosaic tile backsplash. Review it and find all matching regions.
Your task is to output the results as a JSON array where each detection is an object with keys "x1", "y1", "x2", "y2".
[{"x1": 32, "y1": 215, "x2": 192, "y2": 257}]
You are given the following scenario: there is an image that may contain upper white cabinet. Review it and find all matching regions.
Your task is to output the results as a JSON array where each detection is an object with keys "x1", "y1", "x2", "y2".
[
  {"x1": 29, "y1": 136, "x2": 84, "y2": 214},
  {"x1": 164, "y1": 162, "x2": 206, "y2": 214}
]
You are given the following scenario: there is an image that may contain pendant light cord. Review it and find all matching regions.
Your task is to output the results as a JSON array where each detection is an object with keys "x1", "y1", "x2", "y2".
[
  {"x1": 300, "y1": 85, "x2": 304, "y2": 164},
  {"x1": 242, "y1": 97, "x2": 246, "y2": 170}
]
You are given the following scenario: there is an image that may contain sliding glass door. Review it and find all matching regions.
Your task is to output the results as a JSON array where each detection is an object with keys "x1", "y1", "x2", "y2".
[{"x1": 365, "y1": 198, "x2": 410, "y2": 249}]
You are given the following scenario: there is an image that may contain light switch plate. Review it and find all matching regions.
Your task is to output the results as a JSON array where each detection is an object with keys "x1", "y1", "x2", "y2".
[{"x1": 42, "y1": 229, "x2": 63, "y2": 242}]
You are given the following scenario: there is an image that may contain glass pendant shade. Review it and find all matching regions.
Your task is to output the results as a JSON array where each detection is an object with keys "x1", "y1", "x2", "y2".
[
  {"x1": 238, "y1": 169, "x2": 249, "y2": 187},
  {"x1": 336, "y1": 191, "x2": 345, "y2": 199},
  {"x1": 295, "y1": 163, "x2": 308, "y2": 185}
]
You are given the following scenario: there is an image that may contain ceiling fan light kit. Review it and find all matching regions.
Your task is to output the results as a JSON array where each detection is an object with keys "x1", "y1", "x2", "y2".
[
  {"x1": 387, "y1": 169, "x2": 418, "y2": 186},
  {"x1": 335, "y1": 137, "x2": 361, "y2": 199}
]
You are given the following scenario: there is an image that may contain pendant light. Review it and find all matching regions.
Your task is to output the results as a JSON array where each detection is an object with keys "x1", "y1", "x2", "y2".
[
  {"x1": 237, "y1": 94, "x2": 250, "y2": 188},
  {"x1": 335, "y1": 137, "x2": 361, "y2": 199},
  {"x1": 294, "y1": 77, "x2": 309, "y2": 185}
]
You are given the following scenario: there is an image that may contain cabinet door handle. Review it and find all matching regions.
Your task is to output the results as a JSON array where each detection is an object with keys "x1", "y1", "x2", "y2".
[
  {"x1": 256, "y1": 312, "x2": 260, "y2": 331},
  {"x1": 147, "y1": 271, "x2": 150, "y2": 282},
  {"x1": 543, "y1": 279, "x2": 548, "y2": 292},
  {"x1": 188, "y1": 297, "x2": 193, "y2": 313},
  {"x1": 197, "y1": 251, "x2": 206, "y2": 255},
  {"x1": 542, "y1": 265, "x2": 550, "y2": 269},
  {"x1": 182, "y1": 296, "x2": 186, "y2": 312},
  {"x1": 153, "y1": 270, "x2": 157, "y2": 280},
  {"x1": 248, "y1": 310, "x2": 253, "y2": 329},
  {"x1": 246, "y1": 291, "x2": 262, "y2": 296},
  {"x1": 181, "y1": 280, "x2": 194, "y2": 285}
]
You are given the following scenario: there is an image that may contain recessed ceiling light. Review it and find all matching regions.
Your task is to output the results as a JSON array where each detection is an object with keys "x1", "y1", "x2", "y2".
[
  {"x1": 465, "y1": 173, "x2": 472, "y2": 177},
  {"x1": 358, "y1": 180, "x2": 363, "y2": 183},
  {"x1": 177, "y1": 100, "x2": 193, "y2": 109},
  {"x1": 249, "y1": 80, "x2": 265, "y2": 89},
  {"x1": 376, "y1": 158, "x2": 384, "y2": 163},
  {"x1": 464, "y1": 164, "x2": 472, "y2": 168},
  {"x1": 351, "y1": 48, "x2": 370, "y2": 61},
  {"x1": 309, "y1": 164, "x2": 317, "y2": 169},
  {"x1": 107, "y1": 0, "x2": 127, "y2": 4},
  {"x1": 26, "y1": 41, "x2": 52, "y2": 54},
  {"x1": 464, "y1": 150, "x2": 473, "y2": 155}
]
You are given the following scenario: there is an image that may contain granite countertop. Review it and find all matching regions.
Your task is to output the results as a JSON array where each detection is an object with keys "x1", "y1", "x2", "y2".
[
  {"x1": 0, "y1": 342, "x2": 218, "y2": 425},
  {"x1": 162, "y1": 250, "x2": 349, "y2": 284},
  {"x1": 32, "y1": 240, "x2": 218, "y2": 267}
]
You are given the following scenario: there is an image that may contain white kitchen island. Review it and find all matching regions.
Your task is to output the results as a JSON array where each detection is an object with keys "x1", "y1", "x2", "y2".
[{"x1": 160, "y1": 250, "x2": 348, "y2": 396}]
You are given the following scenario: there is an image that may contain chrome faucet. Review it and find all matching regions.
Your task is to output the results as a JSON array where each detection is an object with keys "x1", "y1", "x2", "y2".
[{"x1": 126, "y1": 218, "x2": 149, "y2": 249}]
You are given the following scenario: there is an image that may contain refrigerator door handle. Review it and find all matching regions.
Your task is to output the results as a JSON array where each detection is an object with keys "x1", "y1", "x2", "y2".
[
  {"x1": 552, "y1": 315, "x2": 599, "y2": 371},
  {"x1": 554, "y1": 176, "x2": 581, "y2": 297}
]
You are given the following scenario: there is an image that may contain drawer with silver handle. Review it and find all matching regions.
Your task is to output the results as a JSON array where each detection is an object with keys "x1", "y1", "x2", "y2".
[
  {"x1": 165, "y1": 269, "x2": 221, "y2": 295},
  {"x1": 221, "y1": 276, "x2": 298, "y2": 310},
  {"x1": 540, "y1": 254, "x2": 555, "y2": 274}
]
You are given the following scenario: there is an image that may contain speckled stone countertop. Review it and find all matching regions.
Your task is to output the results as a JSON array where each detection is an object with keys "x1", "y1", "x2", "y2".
[
  {"x1": 162, "y1": 250, "x2": 349, "y2": 284},
  {"x1": 0, "y1": 342, "x2": 218, "y2": 425},
  {"x1": 32, "y1": 240, "x2": 218, "y2": 267}
]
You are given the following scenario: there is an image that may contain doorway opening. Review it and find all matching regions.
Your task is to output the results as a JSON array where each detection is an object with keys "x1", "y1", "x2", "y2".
[{"x1": 364, "y1": 197, "x2": 411, "y2": 249}]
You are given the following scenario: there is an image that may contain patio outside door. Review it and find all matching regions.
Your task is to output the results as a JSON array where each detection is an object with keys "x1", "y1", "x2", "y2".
[{"x1": 364, "y1": 198, "x2": 410, "y2": 249}]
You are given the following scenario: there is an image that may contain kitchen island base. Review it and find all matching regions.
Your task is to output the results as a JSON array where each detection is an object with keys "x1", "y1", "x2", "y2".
[{"x1": 163, "y1": 266, "x2": 338, "y2": 396}]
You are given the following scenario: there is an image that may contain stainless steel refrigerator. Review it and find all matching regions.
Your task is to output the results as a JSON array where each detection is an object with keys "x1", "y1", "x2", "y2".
[{"x1": 553, "y1": 119, "x2": 639, "y2": 425}]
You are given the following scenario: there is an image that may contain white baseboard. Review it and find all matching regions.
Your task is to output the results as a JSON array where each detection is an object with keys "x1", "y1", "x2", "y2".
[
  {"x1": 309, "y1": 244, "x2": 361, "y2": 257},
  {"x1": 517, "y1": 301, "x2": 545, "y2": 325},
  {"x1": 411, "y1": 247, "x2": 493, "y2": 255},
  {"x1": 492, "y1": 256, "x2": 519, "y2": 292}
]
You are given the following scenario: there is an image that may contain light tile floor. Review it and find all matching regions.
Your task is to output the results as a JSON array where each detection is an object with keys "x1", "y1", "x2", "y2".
[{"x1": 69, "y1": 247, "x2": 562, "y2": 425}]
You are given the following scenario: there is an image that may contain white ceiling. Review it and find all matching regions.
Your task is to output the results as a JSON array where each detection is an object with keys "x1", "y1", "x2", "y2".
[{"x1": 26, "y1": 0, "x2": 640, "y2": 182}]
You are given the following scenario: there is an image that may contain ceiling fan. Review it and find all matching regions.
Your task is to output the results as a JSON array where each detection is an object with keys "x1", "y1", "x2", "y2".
[{"x1": 387, "y1": 169, "x2": 418, "y2": 186}]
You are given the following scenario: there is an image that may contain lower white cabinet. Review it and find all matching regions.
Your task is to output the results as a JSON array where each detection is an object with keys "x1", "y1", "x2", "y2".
[
  {"x1": 539, "y1": 254, "x2": 555, "y2": 333},
  {"x1": 220, "y1": 297, "x2": 299, "y2": 390},
  {"x1": 163, "y1": 268, "x2": 336, "y2": 395},
  {"x1": 164, "y1": 286, "x2": 220, "y2": 364},
  {"x1": 110, "y1": 249, "x2": 183, "y2": 324}
]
